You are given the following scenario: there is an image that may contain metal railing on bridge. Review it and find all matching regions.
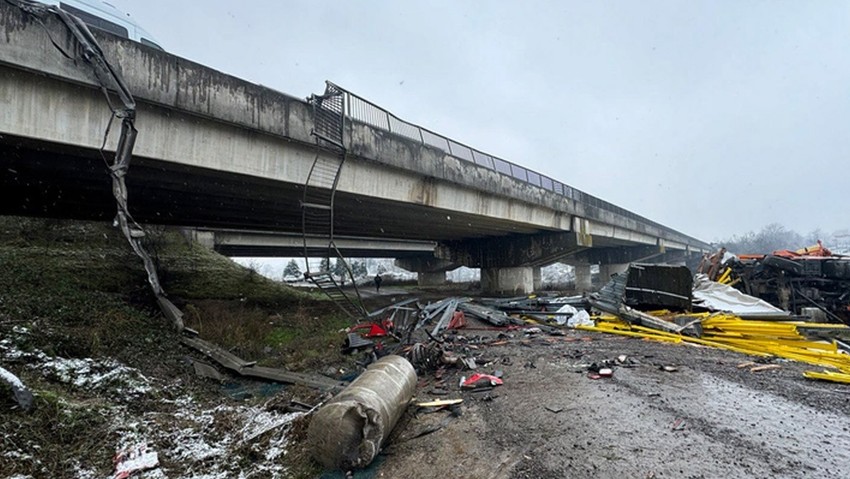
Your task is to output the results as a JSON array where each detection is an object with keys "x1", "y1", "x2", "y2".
[{"x1": 332, "y1": 82, "x2": 675, "y2": 237}]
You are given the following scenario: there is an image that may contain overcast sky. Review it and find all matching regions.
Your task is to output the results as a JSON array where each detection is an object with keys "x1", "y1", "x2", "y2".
[{"x1": 110, "y1": 0, "x2": 849, "y2": 243}]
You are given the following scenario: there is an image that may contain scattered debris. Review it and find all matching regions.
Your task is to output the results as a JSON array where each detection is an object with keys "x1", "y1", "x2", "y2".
[
  {"x1": 692, "y1": 273, "x2": 789, "y2": 318},
  {"x1": 749, "y1": 364, "x2": 781, "y2": 373},
  {"x1": 394, "y1": 404, "x2": 461, "y2": 443},
  {"x1": 416, "y1": 398, "x2": 463, "y2": 408},
  {"x1": 111, "y1": 443, "x2": 159, "y2": 479},
  {"x1": 567, "y1": 309, "x2": 593, "y2": 328},
  {"x1": 461, "y1": 357, "x2": 477, "y2": 369},
  {"x1": 804, "y1": 369, "x2": 850, "y2": 384},
  {"x1": 586, "y1": 363, "x2": 614, "y2": 380},
  {"x1": 349, "y1": 321, "x2": 391, "y2": 338},
  {"x1": 582, "y1": 313, "x2": 850, "y2": 379},
  {"x1": 406, "y1": 342, "x2": 445, "y2": 371},
  {"x1": 461, "y1": 373, "x2": 504, "y2": 389},
  {"x1": 457, "y1": 301, "x2": 520, "y2": 327},
  {"x1": 344, "y1": 332, "x2": 375, "y2": 352},
  {"x1": 671, "y1": 418, "x2": 687, "y2": 431},
  {"x1": 588, "y1": 269, "x2": 698, "y2": 335}
]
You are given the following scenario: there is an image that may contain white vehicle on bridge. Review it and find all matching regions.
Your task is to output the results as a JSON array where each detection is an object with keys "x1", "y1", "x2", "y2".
[{"x1": 35, "y1": 0, "x2": 163, "y2": 50}]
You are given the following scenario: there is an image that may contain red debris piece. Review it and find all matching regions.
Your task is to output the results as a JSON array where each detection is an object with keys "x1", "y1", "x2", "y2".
[
  {"x1": 462, "y1": 373, "x2": 504, "y2": 389},
  {"x1": 112, "y1": 444, "x2": 159, "y2": 479},
  {"x1": 349, "y1": 322, "x2": 389, "y2": 338},
  {"x1": 447, "y1": 311, "x2": 467, "y2": 330}
]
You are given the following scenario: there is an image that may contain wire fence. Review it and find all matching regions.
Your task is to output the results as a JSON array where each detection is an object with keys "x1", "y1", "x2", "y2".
[{"x1": 333, "y1": 82, "x2": 698, "y2": 244}]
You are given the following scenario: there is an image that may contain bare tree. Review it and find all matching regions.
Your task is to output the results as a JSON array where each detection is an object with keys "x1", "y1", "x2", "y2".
[{"x1": 721, "y1": 223, "x2": 804, "y2": 255}]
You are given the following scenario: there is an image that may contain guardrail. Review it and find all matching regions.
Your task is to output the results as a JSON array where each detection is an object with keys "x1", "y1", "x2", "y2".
[{"x1": 333, "y1": 82, "x2": 691, "y2": 242}]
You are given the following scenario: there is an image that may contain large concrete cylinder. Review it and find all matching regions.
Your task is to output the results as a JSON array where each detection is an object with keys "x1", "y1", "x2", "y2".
[{"x1": 306, "y1": 355, "x2": 416, "y2": 470}]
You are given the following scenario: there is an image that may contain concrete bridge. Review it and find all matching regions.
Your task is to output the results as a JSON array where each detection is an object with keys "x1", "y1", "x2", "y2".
[{"x1": 0, "y1": 4, "x2": 711, "y2": 293}]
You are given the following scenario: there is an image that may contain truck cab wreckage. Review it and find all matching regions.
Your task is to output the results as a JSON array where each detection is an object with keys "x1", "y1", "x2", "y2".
[{"x1": 699, "y1": 241, "x2": 850, "y2": 325}]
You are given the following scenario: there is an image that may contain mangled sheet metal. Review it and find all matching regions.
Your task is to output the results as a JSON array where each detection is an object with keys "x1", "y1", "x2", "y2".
[
  {"x1": 484, "y1": 295, "x2": 589, "y2": 316},
  {"x1": 692, "y1": 274, "x2": 790, "y2": 318},
  {"x1": 307, "y1": 355, "x2": 416, "y2": 470},
  {"x1": 11, "y1": 0, "x2": 183, "y2": 330},
  {"x1": 480, "y1": 295, "x2": 587, "y2": 312},
  {"x1": 623, "y1": 263, "x2": 692, "y2": 311},
  {"x1": 430, "y1": 298, "x2": 460, "y2": 336},
  {"x1": 476, "y1": 295, "x2": 591, "y2": 326},
  {"x1": 457, "y1": 301, "x2": 521, "y2": 327},
  {"x1": 589, "y1": 268, "x2": 697, "y2": 335}
]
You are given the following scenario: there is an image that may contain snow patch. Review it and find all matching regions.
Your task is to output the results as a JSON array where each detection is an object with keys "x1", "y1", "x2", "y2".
[
  {"x1": 40, "y1": 356, "x2": 152, "y2": 395},
  {"x1": 0, "y1": 339, "x2": 151, "y2": 397},
  {"x1": 0, "y1": 366, "x2": 26, "y2": 390},
  {"x1": 107, "y1": 395, "x2": 302, "y2": 478}
]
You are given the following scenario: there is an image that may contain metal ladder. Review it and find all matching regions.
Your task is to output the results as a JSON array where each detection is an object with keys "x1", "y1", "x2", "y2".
[{"x1": 302, "y1": 82, "x2": 366, "y2": 319}]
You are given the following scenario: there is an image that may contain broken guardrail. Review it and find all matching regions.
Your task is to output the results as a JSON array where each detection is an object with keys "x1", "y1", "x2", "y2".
[
  {"x1": 181, "y1": 336, "x2": 348, "y2": 392},
  {"x1": 8, "y1": 0, "x2": 183, "y2": 330}
]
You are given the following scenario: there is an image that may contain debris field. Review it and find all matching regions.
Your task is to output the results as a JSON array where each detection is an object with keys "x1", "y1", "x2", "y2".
[{"x1": 4, "y1": 249, "x2": 850, "y2": 478}]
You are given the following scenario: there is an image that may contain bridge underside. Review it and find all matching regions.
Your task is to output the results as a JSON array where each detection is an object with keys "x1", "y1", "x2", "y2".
[
  {"x1": 209, "y1": 230, "x2": 436, "y2": 258},
  {"x1": 0, "y1": 135, "x2": 578, "y2": 243}
]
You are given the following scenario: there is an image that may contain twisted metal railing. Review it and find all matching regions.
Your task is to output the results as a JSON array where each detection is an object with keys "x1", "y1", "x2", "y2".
[
  {"x1": 8, "y1": 0, "x2": 184, "y2": 330},
  {"x1": 302, "y1": 83, "x2": 366, "y2": 319}
]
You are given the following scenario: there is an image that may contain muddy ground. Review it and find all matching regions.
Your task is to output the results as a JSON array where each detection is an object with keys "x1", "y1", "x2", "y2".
[{"x1": 373, "y1": 322, "x2": 850, "y2": 479}]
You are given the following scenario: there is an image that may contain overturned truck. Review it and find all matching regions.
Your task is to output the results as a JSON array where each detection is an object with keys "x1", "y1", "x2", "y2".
[{"x1": 706, "y1": 242, "x2": 850, "y2": 324}]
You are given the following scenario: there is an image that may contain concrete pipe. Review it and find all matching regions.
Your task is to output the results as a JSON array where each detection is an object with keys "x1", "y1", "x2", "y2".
[{"x1": 307, "y1": 354, "x2": 416, "y2": 470}]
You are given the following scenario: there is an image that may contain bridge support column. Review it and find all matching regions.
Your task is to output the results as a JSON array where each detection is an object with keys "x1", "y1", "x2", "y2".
[
  {"x1": 417, "y1": 271, "x2": 447, "y2": 287},
  {"x1": 574, "y1": 264, "x2": 592, "y2": 293},
  {"x1": 395, "y1": 256, "x2": 457, "y2": 287},
  {"x1": 181, "y1": 228, "x2": 215, "y2": 250},
  {"x1": 599, "y1": 263, "x2": 629, "y2": 283},
  {"x1": 533, "y1": 267, "x2": 542, "y2": 291},
  {"x1": 481, "y1": 267, "x2": 534, "y2": 295}
]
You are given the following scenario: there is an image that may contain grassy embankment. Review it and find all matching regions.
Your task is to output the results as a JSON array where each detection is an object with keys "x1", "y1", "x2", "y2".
[{"x1": 0, "y1": 216, "x2": 352, "y2": 477}]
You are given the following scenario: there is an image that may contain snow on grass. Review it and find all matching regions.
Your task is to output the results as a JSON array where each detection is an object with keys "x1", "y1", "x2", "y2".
[
  {"x1": 106, "y1": 394, "x2": 303, "y2": 479},
  {"x1": 0, "y1": 335, "x2": 151, "y2": 397},
  {"x1": 0, "y1": 366, "x2": 26, "y2": 390},
  {"x1": 39, "y1": 356, "x2": 152, "y2": 396},
  {"x1": 1, "y1": 330, "x2": 302, "y2": 478}
]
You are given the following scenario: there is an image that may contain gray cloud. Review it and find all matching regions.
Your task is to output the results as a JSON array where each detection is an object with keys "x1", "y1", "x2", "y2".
[{"x1": 111, "y1": 0, "x2": 850, "y2": 242}]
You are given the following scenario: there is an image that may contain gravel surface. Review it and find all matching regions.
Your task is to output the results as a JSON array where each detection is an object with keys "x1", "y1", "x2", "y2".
[{"x1": 378, "y1": 327, "x2": 850, "y2": 479}]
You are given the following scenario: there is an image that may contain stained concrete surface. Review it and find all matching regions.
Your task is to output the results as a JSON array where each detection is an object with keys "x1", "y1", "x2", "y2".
[{"x1": 377, "y1": 328, "x2": 850, "y2": 478}]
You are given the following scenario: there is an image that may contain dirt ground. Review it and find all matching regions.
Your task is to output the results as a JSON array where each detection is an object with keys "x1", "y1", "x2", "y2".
[{"x1": 372, "y1": 323, "x2": 850, "y2": 479}]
